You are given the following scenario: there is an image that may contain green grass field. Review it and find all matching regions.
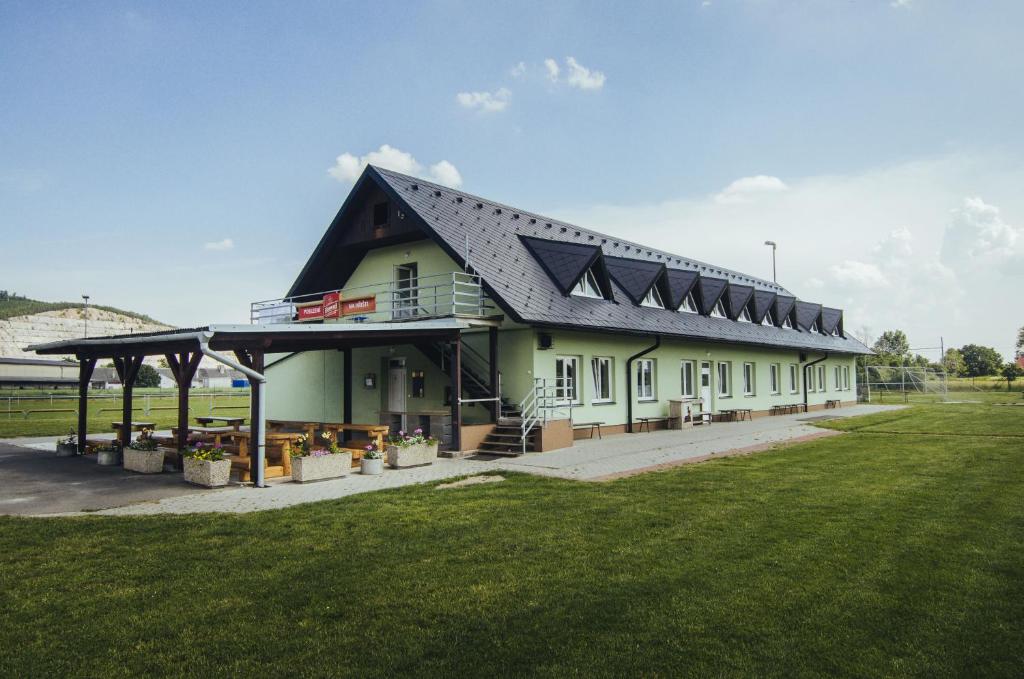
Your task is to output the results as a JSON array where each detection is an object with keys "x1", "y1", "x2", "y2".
[
  {"x1": 1, "y1": 403, "x2": 1022, "y2": 677},
  {"x1": 0, "y1": 389, "x2": 250, "y2": 438}
]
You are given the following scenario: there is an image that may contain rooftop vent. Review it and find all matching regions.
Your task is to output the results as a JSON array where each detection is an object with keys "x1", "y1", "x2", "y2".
[
  {"x1": 411, "y1": 184, "x2": 418, "y2": 190},
  {"x1": 495, "y1": 208, "x2": 502, "y2": 215},
  {"x1": 475, "y1": 202, "x2": 483, "y2": 209},
  {"x1": 434, "y1": 190, "x2": 441, "y2": 197},
  {"x1": 456, "y1": 196, "x2": 463, "y2": 203},
  {"x1": 530, "y1": 218, "x2": 537, "y2": 224},
  {"x1": 512, "y1": 213, "x2": 520, "y2": 219}
]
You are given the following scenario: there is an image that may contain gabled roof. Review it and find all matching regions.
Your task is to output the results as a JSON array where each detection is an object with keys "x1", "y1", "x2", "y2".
[
  {"x1": 774, "y1": 295, "x2": 797, "y2": 324},
  {"x1": 665, "y1": 269, "x2": 700, "y2": 310},
  {"x1": 603, "y1": 256, "x2": 665, "y2": 305},
  {"x1": 726, "y1": 284, "x2": 754, "y2": 321},
  {"x1": 751, "y1": 289, "x2": 777, "y2": 324},
  {"x1": 795, "y1": 301, "x2": 823, "y2": 332},
  {"x1": 821, "y1": 307, "x2": 843, "y2": 336},
  {"x1": 291, "y1": 166, "x2": 871, "y2": 355},
  {"x1": 520, "y1": 236, "x2": 603, "y2": 296}
]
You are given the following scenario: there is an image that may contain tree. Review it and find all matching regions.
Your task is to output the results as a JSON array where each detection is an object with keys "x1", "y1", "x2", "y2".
[
  {"x1": 135, "y1": 364, "x2": 161, "y2": 388},
  {"x1": 1017, "y1": 326, "x2": 1024, "y2": 357},
  {"x1": 1003, "y1": 362, "x2": 1023, "y2": 390},
  {"x1": 942, "y1": 348, "x2": 965, "y2": 376},
  {"x1": 872, "y1": 330, "x2": 910, "y2": 366},
  {"x1": 959, "y1": 344, "x2": 1003, "y2": 377}
]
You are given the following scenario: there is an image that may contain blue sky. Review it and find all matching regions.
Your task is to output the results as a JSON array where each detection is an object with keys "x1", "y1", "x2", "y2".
[{"x1": 2, "y1": 1, "x2": 1022, "y2": 358}]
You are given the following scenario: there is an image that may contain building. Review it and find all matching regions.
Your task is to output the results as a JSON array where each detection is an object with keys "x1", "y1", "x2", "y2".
[
  {"x1": 29, "y1": 165, "x2": 871, "y2": 469},
  {"x1": 0, "y1": 356, "x2": 79, "y2": 389}
]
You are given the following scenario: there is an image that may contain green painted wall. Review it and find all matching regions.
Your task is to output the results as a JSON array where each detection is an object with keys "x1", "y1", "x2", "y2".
[{"x1": 264, "y1": 351, "x2": 344, "y2": 422}]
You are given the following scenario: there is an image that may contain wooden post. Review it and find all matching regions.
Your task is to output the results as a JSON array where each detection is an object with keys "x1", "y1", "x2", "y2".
[
  {"x1": 113, "y1": 355, "x2": 143, "y2": 447},
  {"x1": 342, "y1": 347, "x2": 353, "y2": 441},
  {"x1": 488, "y1": 326, "x2": 499, "y2": 422},
  {"x1": 449, "y1": 334, "x2": 462, "y2": 451},
  {"x1": 166, "y1": 351, "x2": 202, "y2": 461},
  {"x1": 76, "y1": 357, "x2": 97, "y2": 453}
]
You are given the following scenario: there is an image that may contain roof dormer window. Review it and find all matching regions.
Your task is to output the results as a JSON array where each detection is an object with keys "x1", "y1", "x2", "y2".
[
  {"x1": 782, "y1": 316, "x2": 793, "y2": 329},
  {"x1": 679, "y1": 291, "x2": 698, "y2": 314},
  {"x1": 737, "y1": 305, "x2": 752, "y2": 323},
  {"x1": 809, "y1": 320, "x2": 819, "y2": 333},
  {"x1": 762, "y1": 309, "x2": 775, "y2": 327},
  {"x1": 831, "y1": 326, "x2": 841, "y2": 337},
  {"x1": 710, "y1": 299, "x2": 727, "y2": 318},
  {"x1": 641, "y1": 285, "x2": 665, "y2": 309},
  {"x1": 572, "y1": 268, "x2": 604, "y2": 299}
]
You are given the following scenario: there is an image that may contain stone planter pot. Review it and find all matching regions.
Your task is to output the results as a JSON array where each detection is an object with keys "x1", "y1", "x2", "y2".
[
  {"x1": 183, "y1": 457, "x2": 231, "y2": 487},
  {"x1": 360, "y1": 457, "x2": 384, "y2": 475},
  {"x1": 124, "y1": 448, "x2": 164, "y2": 474},
  {"x1": 96, "y1": 449, "x2": 123, "y2": 466},
  {"x1": 386, "y1": 441, "x2": 439, "y2": 468},
  {"x1": 55, "y1": 442, "x2": 78, "y2": 457},
  {"x1": 292, "y1": 452, "x2": 352, "y2": 483}
]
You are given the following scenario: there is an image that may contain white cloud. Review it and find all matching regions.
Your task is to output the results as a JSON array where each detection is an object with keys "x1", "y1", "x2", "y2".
[
  {"x1": 455, "y1": 87, "x2": 511, "y2": 113},
  {"x1": 891, "y1": 0, "x2": 913, "y2": 8},
  {"x1": 509, "y1": 62, "x2": 526, "y2": 78},
  {"x1": 940, "y1": 196, "x2": 1020, "y2": 269},
  {"x1": 829, "y1": 260, "x2": 889, "y2": 289},
  {"x1": 204, "y1": 238, "x2": 234, "y2": 251},
  {"x1": 564, "y1": 57, "x2": 606, "y2": 90},
  {"x1": 327, "y1": 144, "x2": 463, "y2": 188},
  {"x1": 713, "y1": 175, "x2": 789, "y2": 204},
  {"x1": 544, "y1": 58, "x2": 560, "y2": 82}
]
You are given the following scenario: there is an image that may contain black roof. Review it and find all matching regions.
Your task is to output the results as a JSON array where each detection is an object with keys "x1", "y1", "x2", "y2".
[
  {"x1": 293, "y1": 166, "x2": 871, "y2": 355},
  {"x1": 726, "y1": 284, "x2": 754, "y2": 321},
  {"x1": 603, "y1": 256, "x2": 664, "y2": 305},
  {"x1": 751, "y1": 289, "x2": 777, "y2": 324}
]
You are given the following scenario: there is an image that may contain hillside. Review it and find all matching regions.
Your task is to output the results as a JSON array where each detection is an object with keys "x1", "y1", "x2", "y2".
[{"x1": 0, "y1": 295, "x2": 160, "y2": 324}]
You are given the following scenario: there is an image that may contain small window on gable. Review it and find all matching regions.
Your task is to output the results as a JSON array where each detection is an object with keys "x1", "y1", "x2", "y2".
[
  {"x1": 782, "y1": 315, "x2": 793, "y2": 329},
  {"x1": 641, "y1": 285, "x2": 665, "y2": 309},
  {"x1": 710, "y1": 299, "x2": 727, "y2": 318},
  {"x1": 737, "y1": 305, "x2": 752, "y2": 323},
  {"x1": 373, "y1": 202, "x2": 389, "y2": 226},
  {"x1": 572, "y1": 268, "x2": 604, "y2": 299},
  {"x1": 762, "y1": 309, "x2": 775, "y2": 327},
  {"x1": 810, "y1": 320, "x2": 819, "y2": 333},
  {"x1": 831, "y1": 325, "x2": 841, "y2": 337},
  {"x1": 679, "y1": 292, "x2": 698, "y2": 314}
]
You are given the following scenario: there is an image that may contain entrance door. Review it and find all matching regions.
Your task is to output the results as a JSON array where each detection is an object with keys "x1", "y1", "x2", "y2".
[
  {"x1": 700, "y1": 361, "x2": 712, "y2": 412},
  {"x1": 388, "y1": 359, "x2": 406, "y2": 419},
  {"x1": 394, "y1": 263, "x2": 418, "y2": 318}
]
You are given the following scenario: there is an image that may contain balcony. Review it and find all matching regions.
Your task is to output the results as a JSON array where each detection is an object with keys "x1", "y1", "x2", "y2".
[{"x1": 251, "y1": 271, "x2": 497, "y2": 325}]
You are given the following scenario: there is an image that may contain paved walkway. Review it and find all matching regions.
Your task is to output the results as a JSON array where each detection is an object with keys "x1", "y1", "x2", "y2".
[{"x1": 3, "y1": 404, "x2": 900, "y2": 516}]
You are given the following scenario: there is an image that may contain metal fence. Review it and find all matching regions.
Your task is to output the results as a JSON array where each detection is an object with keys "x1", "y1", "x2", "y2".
[{"x1": 3, "y1": 390, "x2": 250, "y2": 420}]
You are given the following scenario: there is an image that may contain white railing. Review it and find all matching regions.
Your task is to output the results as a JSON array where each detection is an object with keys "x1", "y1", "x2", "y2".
[
  {"x1": 250, "y1": 272, "x2": 496, "y2": 324},
  {"x1": 518, "y1": 377, "x2": 574, "y2": 453}
]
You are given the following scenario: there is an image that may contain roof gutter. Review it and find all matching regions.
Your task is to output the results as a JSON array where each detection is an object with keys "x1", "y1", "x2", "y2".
[
  {"x1": 626, "y1": 336, "x2": 661, "y2": 434},
  {"x1": 802, "y1": 351, "x2": 829, "y2": 411}
]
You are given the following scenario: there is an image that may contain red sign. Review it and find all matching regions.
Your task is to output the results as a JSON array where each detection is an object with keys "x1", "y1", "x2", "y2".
[
  {"x1": 341, "y1": 296, "x2": 376, "y2": 315},
  {"x1": 323, "y1": 292, "x2": 340, "y2": 319},
  {"x1": 296, "y1": 303, "x2": 324, "y2": 321}
]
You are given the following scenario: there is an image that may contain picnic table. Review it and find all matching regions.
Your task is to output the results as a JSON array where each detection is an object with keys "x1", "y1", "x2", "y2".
[
  {"x1": 266, "y1": 420, "x2": 389, "y2": 451},
  {"x1": 195, "y1": 415, "x2": 246, "y2": 430},
  {"x1": 172, "y1": 426, "x2": 236, "y2": 447},
  {"x1": 111, "y1": 421, "x2": 156, "y2": 434},
  {"x1": 825, "y1": 399, "x2": 841, "y2": 409},
  {"x1": 718, "y1": 408, "x2": 752, "y2": 422}
]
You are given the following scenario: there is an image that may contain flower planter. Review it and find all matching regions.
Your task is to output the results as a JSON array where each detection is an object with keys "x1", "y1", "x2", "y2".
[
  {"x1": 386, "y1": 442, "x2": 438, "y2": 468},
  {"x1": 96, "y1": 449, "x2": 123, "y2": 466},
  {"x1": 124, "y1": 448, "x2": 164, "y2": 474},
  {"x1": 183, "y1": 457, "x2": 231, "y2": 487},
  {"x1": 292, "y1": 452, "x2": 352, "y2": 483},
  {"x1": 55, "y1": 442, "x2": 78, "y2": 457},
  {"x1": 360, "y1": 457, "x2": 384, "y2": 475}
]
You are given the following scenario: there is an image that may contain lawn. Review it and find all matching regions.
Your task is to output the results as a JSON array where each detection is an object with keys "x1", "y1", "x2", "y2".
[{"x1": 1, "y1": 404, "x2": 1022, "y2": 677}]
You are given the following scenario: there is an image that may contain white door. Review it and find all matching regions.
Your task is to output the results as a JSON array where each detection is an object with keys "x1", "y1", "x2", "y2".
[
  {"x1": 700, "y1": 361, "x2": 712, "y2": 412},
  {"x1": 388, "y1": 361, "x2": 406, "y2": 414}
]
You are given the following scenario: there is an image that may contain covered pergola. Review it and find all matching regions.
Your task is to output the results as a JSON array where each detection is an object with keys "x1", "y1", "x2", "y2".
[{"x1": 28, "y1": 319, "x2": 501, "y2": 486}]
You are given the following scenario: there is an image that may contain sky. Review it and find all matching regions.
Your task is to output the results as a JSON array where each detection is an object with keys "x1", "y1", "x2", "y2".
[{"x1": 2, "y1": 0, "x2": 1022, "y2": 360}]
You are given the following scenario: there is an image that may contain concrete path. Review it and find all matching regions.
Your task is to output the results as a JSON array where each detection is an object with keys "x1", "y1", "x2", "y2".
[{"x1": 2, "y1": 404, "x2": 901, "y2": 517}]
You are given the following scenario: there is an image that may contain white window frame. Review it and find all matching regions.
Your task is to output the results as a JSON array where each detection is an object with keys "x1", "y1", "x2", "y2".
[
  {"x1": 742, "y1": 362, "x2": 755, "y2": 396},
  {"x1": 817, "y1": 365, "x2": 826, "y2": 392},
  {"x1": 789, "y1": 364, "x2": 799, "y2": 393},
  {"x1": 641, "y1": 285, "x2": 665, "y2": 309},
  {"x1": 843, "y1": 366, "x2": 850, "y2": 390},
  {"x1": 710, "y1": 299, "x2": 727, "y2": 318},
  {"x1": 555, "y1": 355, "x2": 581, "y2": 404},
  {"x1": 681, "y1": 360, "x2": 695, "y2": 398},
  {"x1": 810, "y1": 320, "x2": 819, "y2": 333},
  {"x1": 591, "y1": 356, "x2": 613, "y2": 404},
  {"x1": 782, "y1": 315, "x2": 793, "y2": 329},
  {"x1": 716, "y1": 361, "x2": 731, "y2": 397},
  {"x1": 679, "y1": 292, "x2": 698, "y2": 314},
  {"x1": 834, "y1": 366, "x2": 841, "y2": 391},
  {"x1": 737, "y1": 305, "x2": 752, "y2": 323},
  {"x1": 807, "y1": 366, "x2": 815, "y2": 392},
  {"x1": 572, "y1": 268, "x2": 603, "y2": 299},
  {"x1": 636, "y1": 358, "x2": 656, "y2": 401},
  {"x1": 770, "y1": 363, "x2": 780, "y2": 395},
  {"x1": 762, "y1": 309, "x2": 775, "y2": 327}
]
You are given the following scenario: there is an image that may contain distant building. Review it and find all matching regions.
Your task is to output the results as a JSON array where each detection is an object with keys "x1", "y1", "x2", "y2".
[{"x1": 0, "y1": 357, "x2": 79, "y2": 389}]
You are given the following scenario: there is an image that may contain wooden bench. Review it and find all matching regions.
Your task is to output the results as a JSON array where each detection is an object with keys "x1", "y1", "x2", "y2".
[
  {"x1": 572, "y1": 421, "x2": 605, "y2": 439},
  {"x1": 719, "y1": 409, "x2": 752, "y2": 422},
  {"x1": 635, "y1": 417, "x2": 668, "y2": 433},
  {"x1": 825, "y1": 399, "x2": 841, "y2": 409}
]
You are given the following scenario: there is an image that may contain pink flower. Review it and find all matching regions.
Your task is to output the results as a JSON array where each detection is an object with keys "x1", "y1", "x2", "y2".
[{"x1": 365, "y1": 445, "x2": 373, "y2": 451}]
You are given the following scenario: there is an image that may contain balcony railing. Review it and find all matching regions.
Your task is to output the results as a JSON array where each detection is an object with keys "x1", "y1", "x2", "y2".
[{"x1": 250, "y1": 271, "x2": 497, "y2": 325}]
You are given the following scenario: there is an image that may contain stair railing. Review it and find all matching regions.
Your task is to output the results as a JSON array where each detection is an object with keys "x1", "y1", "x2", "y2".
[{"x1": 517, "y1": 377, "x2": 573, "y2": 454}]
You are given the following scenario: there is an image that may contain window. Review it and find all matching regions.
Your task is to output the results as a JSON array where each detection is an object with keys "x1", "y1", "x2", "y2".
[
  {"x1": 817, "y1": 366, "x2": 826, "y2": 392},
  {"x1": 717, "y1": 361, "x2": 731, "y2": 397},
  {"x1": 809, "y1": 320, "x2": 819, "y2": 333},
  {"x1": 679, "y1": 292, "x2": 698, "y2": 313},
  {"x1": 373, "y1": 201, "x2": 389, "y2": 226},
  {"x1": 641, "y1": 285, "x2": 665, "y2": 309},
  {"x1": 572, "y1": 268, "x2": 604, "y2": 298},
  {"x1": 789, "y1": 364, "x2": 799, "y2": 393},
  {"x1": 555, "y1": 356, "x2": 580, "y2": 404},
  {"x1": 782, "y1": 315, "x2": 793, "y2": 329},
  {"x1": 843, "y1": 366, "x2": 850, "y2": 390},
  {"x1": 710, "y1": 299, "x2": 727, "y2": 318},
  {"x1": 737, "y1": 305, "x2": 752, "y2": 323},
  {"x1": 681, "y1": 360, "x2": 695, "y2": 398},
  {"x1": 394, "y1": 263, "x2": 418, "y2": 318},
  {"x1": 742, "y1": 362, "x2": 755, "y2": 395},
  {"x1": 807, "y1": 366, "x2": 815, "y2": 391},
  {"x1": 636, "y1": 359, "x2": 655, "y2": 401},
  {"x1": 762, "y1": 309, "x2": 775, "y2": 327},
  {"x1": 770, "y1": 363, "x2": 780, "y2": 394},
  {"x1": 834, "y1": 366, "x2": 841, "y2": 391},
  {"x1": 591, "y1": 357, "x2": 613, "y2": 403},
  {"x1": 831, "y1": 326, "x2": 841, "y2": 337}
]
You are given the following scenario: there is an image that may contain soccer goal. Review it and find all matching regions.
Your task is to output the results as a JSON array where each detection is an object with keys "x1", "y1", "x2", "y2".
[{"x1": 859, "y1": 365, "x2": 949, "y2": 404}]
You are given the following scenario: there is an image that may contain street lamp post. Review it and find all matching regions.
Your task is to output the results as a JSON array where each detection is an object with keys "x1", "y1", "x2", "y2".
[
  {"x1": 82, "y1": 295, "x2": 90, "y2": 338},
  {"x1": 764, "y1": 241, "x2": 777, "y2": 283}
]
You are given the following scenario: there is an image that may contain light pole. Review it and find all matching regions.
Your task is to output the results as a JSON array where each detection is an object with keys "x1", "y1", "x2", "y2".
[
  {"x1": 764, "y1": 241, "x2": 777, "y2": 283},
  {"x1": 82, "y1": 295, "x2": 90, "y2": 338}
]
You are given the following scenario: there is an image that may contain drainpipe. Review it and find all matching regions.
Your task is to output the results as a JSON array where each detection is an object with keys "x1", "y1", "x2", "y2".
[
  {"x1": 196, "y1": 333, "x2": 267, "y2": 488},
  {"x1": 626, "y1": 336, "x2": 661, "y2": 433},
  {"x1": 802, "y1": 352, "x2": 829, "y2": 412}
]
